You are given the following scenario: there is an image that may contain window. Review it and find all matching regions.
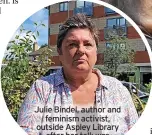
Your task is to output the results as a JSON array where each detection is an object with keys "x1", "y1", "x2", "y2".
[
  {"x1": 85, "y1": 1, "x2": 92, "y2": 7},
  {"x1": 74, "y1": 1, "x2": 93, "y2": 16},
  {"x1": 106, "y1": 43, "x2": 119, "y2": 50},
  {"x1": 76, "y1": 1, "x2": 84, "y2": 7},
  {"x1": 107, "y1": 18, "x2": 126, "y2": 27},
  {"x1": 119, "y1": 43, "x2": 126, "y2": 49},
  {"x1": 49, "y1": 28, "x2": 50, "y2": 35},
  {"x1": 105, "y1": 7, "x2": 116, "y2": 15},
  {"x1": 106, "y1": 43, "x2": 112, "y2": 48},
  {"x1": 106, "y1": 42, "x2": 126, "y2": 50},
  {"x1": 76, "y1": 1, "x2": 92, "y2": 8},
  {"x1": 59, "y1": 2, "x2": 68, "y2": 11},
  {"x1": 105, "y1": 18, "x2": 127, "y2": 39}
]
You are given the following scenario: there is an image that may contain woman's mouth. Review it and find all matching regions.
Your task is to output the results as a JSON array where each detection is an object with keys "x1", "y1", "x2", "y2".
[{"x1": 74, "y1": 59, "x2": 86, "y2": 62}]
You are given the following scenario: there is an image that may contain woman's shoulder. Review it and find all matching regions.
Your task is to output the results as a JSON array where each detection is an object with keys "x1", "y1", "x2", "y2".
[
  {"x1": 94, "y1": 68, "x2": 128, "y2": 95},
  {"x1": 27, "y1": 69, "x2": 64, "y2": 103},
  {"x1": 94, "y1": 68, "x2": 123, "y2": 87},
  {"x1": 35, "y1": 68, "x2": 64, "y2": 87},
  {"x1": 102, "y1": 75, "x2": 131, "y2": 99}
]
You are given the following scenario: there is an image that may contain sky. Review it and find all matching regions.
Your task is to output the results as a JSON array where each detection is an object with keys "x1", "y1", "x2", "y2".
[{"x1": 14, "y1": 8, "x2": 49, "y2": 47}]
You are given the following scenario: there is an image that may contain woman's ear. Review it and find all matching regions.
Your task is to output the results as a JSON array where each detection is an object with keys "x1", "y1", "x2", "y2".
[
  {"x1": 57, "y1": 48, "x2": 63, "y2": 63},
  {"x1": 57, "y1": 48, "x2": 62, "y2": 55}
]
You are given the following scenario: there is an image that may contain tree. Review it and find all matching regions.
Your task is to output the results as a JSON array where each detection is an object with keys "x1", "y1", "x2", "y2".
[
  {"x1": 1, "y1": 22, "x2": 53, "y2": 120},
  {"x1": 96, "y1": 32, "x2": 146, "y2": 116},
  {"x1": 102, "y1": 36, "x2": 136, "y2": 78}
]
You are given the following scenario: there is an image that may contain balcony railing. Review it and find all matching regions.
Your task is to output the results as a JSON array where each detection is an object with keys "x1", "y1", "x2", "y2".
[
  {"x1": 104, "y1": 26, "x2": 127, "y2": 40},
  {"x1": 73, "y1": 6, "x2": 93, "y2": 16}
]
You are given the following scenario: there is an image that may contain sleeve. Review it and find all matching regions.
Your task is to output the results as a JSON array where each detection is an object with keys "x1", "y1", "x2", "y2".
[
  {"x1": 17, "y1": 80, "x2": 48, "y2": 135},
  {"x1": 120, "y1": 83, "x2": 139, "y2": 130}
]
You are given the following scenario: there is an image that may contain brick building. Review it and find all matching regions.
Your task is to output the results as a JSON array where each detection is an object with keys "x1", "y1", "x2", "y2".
[{"x1": 47, "y1": 1, "x2": 151, "y2": 84}]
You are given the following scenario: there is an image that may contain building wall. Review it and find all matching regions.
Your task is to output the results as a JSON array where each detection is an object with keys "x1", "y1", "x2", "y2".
[
  {"x1": 48, "y1": 1, "x2": 150, "y2": 66},
  {"x1": 49, "y1": 17, "x2": 133, "y2": 36}
]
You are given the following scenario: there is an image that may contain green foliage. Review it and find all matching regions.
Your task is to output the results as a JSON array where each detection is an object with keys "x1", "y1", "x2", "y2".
[
  {"x1": 1, "y1": 22, "x2": 52, "y2": 120},
  {"x1": 144, "y1": 82, "x2": 152, "y2": 93},
  {"x1": 131, "y1": 93, "x2": 145, "y2": 116},
  {"x1": 99, "y1": 35, "x2": 145, "y2": 116},
  {"x1": 103, "y1": 36, "x2": 136, "y2": 78}
]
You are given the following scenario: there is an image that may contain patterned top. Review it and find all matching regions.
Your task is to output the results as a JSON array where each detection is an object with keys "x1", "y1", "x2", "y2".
[{"x1": 17, "y1": 68, "x2": 138, "y2": 135}]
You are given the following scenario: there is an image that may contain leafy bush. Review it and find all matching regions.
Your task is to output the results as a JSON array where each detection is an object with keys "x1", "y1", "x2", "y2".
[
  {"x1": 144, "y1": 82, "x2": 152, "y2": 93},
  {"x1": 1, "y1": 22, "x2": 53, "y2": 120}
]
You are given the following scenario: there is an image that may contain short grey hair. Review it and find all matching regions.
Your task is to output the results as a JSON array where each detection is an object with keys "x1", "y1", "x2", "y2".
[{"x1": 57, "y1": 13, "x2": 99, "y2": 50}]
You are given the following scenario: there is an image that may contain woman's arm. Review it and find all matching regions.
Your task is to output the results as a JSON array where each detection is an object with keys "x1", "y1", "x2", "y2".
[
  {"x1": 17, "y1": 80, "x2": 46, "y2": 135},
  {"x1": 120, "y1": 84, "x2": 139, "y2": 130}
]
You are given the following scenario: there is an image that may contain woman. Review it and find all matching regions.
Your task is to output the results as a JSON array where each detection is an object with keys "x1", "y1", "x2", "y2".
[
  {"x1": 104, "y1": 0, "x2": 152, "y2": 48},
  {"x1": 17, "y1": 14, "x2": 138, "y2": 135}
]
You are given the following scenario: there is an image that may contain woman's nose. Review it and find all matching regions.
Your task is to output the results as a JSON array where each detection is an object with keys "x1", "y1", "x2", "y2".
[{"x1": 77, "y1": 44, "x2": 85, "y2": 55}]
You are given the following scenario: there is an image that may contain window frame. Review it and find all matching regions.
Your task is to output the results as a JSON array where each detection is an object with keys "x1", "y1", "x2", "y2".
[
  {"x1": 106, "y1": 17, "x2": 126, "y2": 27},
  {"x1": 105, "y1": 42, "x2": 126, "y2": 50},
  {"x1": 59, "y1": 2, "x2": 68, "y2": 12},
  {"x1": 76, "y1": 1, "x2": 93, "y2": 8},
  {"x1": 104, "y1": 7, "x2": 116, "y2": 15}
]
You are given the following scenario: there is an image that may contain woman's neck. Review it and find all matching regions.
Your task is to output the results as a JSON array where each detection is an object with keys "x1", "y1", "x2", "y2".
[{"x1": 63, "y1": 68, "x2": 93, "y2": 88}]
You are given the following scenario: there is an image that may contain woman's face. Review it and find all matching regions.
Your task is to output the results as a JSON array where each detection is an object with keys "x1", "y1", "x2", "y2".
[{"x1": 58, "y1": 28, "x2": 97, "y2": 73}]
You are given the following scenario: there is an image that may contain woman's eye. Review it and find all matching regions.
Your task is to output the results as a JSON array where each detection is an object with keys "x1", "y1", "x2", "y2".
[
  {"x1": 69, "y1": 43, "x2": 77, "y2": 47},
  {"x1": 85, "y1": 43, "x2": 92, "y2": 47}
]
